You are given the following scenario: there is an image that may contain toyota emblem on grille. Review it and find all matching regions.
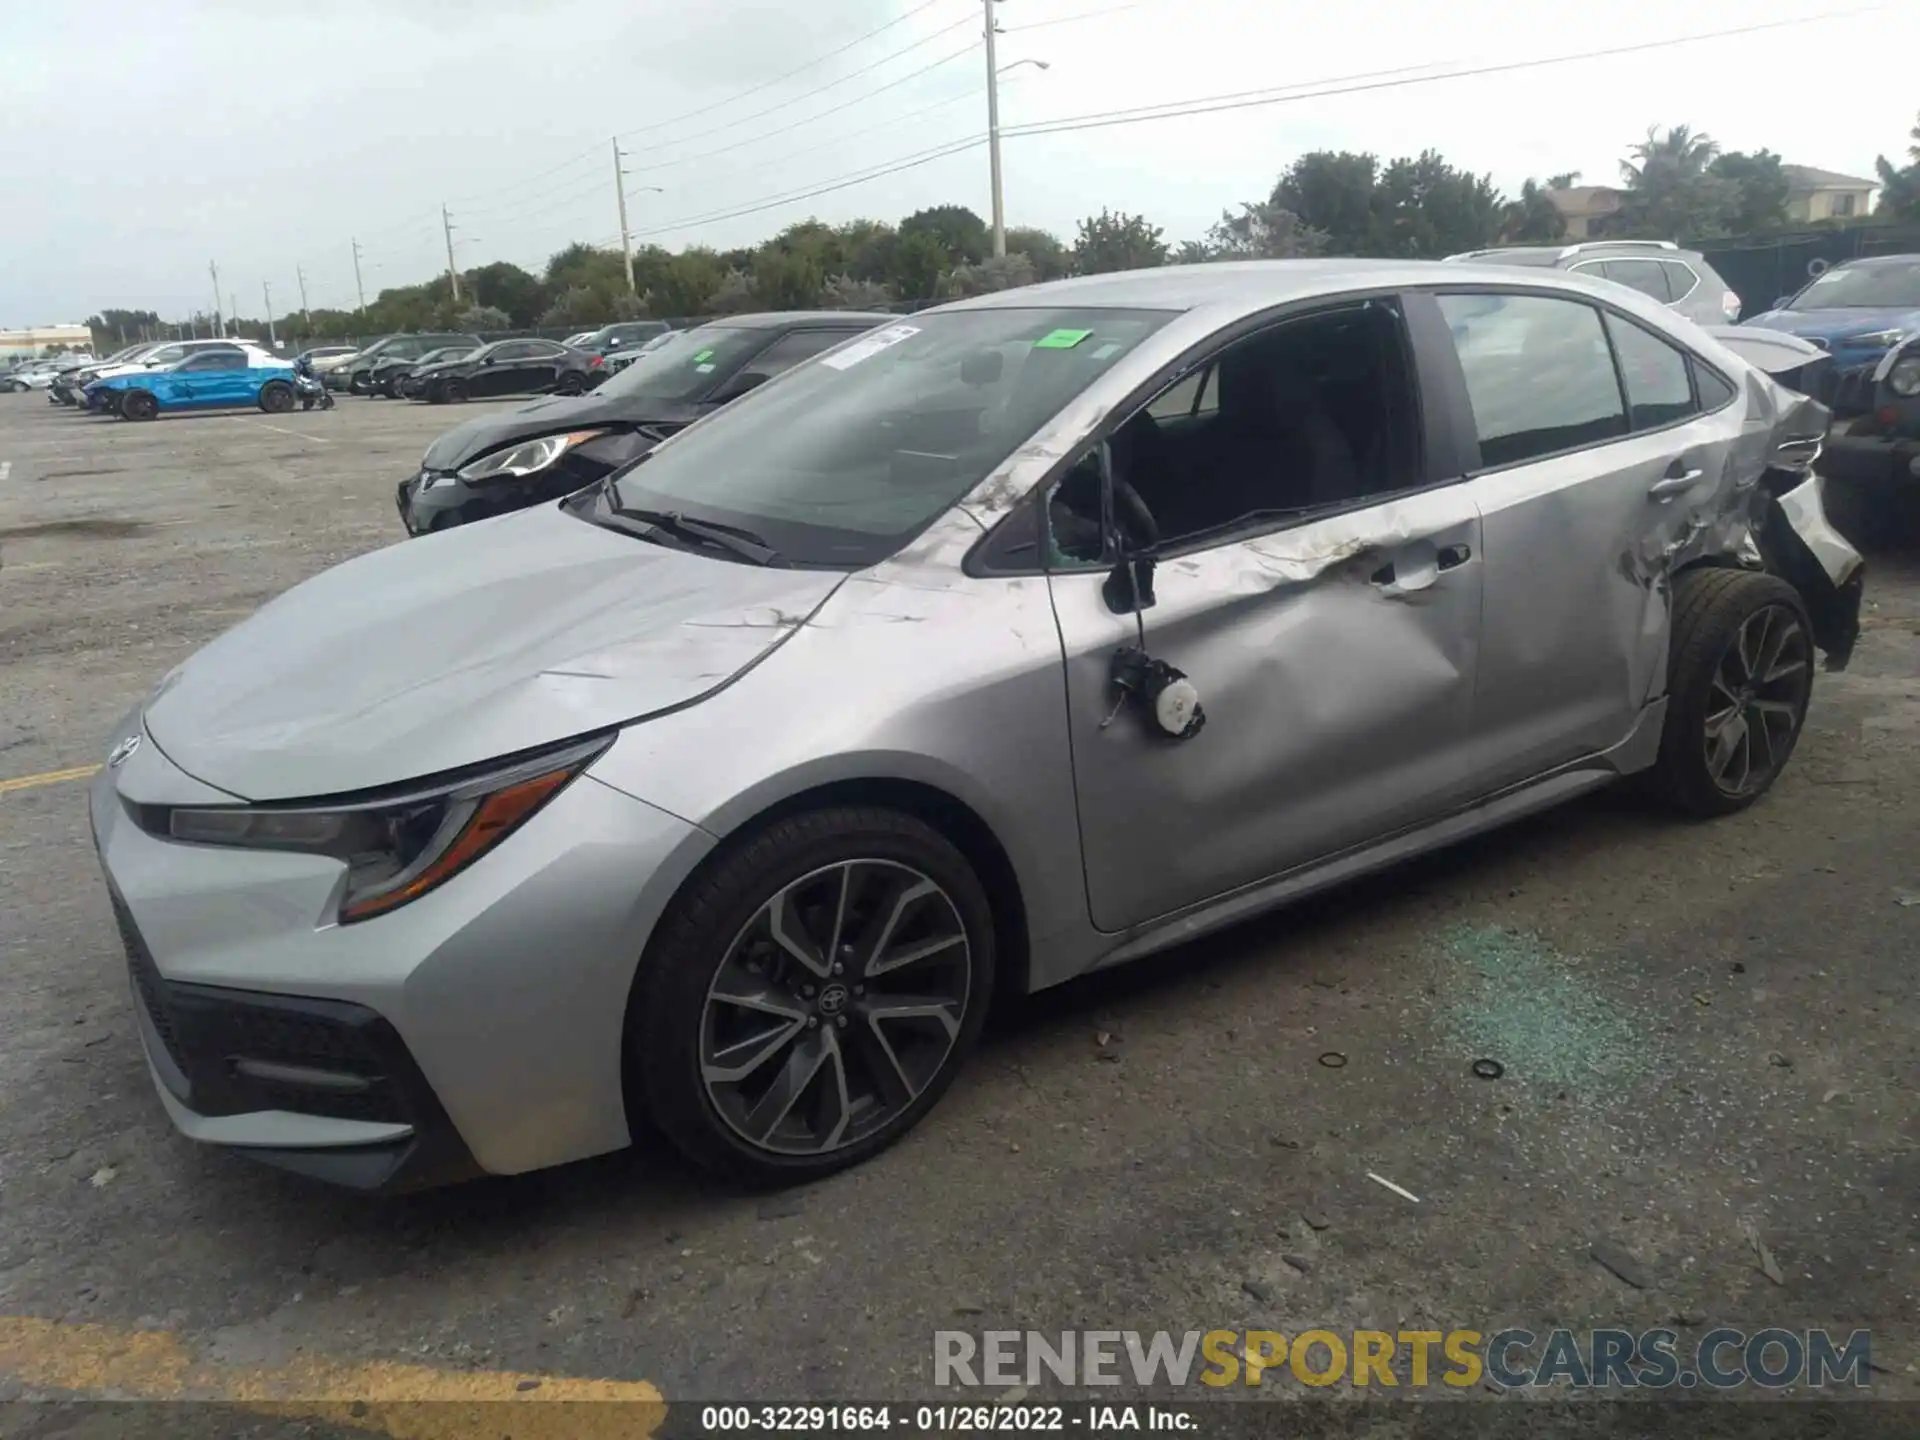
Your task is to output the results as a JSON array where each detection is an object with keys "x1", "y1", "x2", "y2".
[{"x1": 107, "y1": 733, "x2": 142, "y2": 768}]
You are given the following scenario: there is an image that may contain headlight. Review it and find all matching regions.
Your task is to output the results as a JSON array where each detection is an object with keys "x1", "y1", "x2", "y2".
[
  {"x1": 1854, "y1": 329, "x2": 1908, "y2": 350},
  {"x1": 1891, "y1": 357, "x2": 1920, "y2": 398},
  {"x1": 159, "y1": 734, "x2": 610, "y2": 923},
  {"x1": 455, "y1": 430, "x2": 607, "y2": 483}
]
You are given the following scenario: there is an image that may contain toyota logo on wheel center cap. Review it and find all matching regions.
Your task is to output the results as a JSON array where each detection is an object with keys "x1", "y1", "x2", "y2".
[{"x1": 817, "y1": 983, "x2": 850, "y2": 1017}]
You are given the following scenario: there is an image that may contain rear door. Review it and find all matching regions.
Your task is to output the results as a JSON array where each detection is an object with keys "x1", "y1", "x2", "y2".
[{"x1": 1417, "y1": 286, "x2": 1741, "y2": 789}]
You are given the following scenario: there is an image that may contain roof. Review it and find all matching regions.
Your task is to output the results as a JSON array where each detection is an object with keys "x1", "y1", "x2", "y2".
[
  {"x1": 717, "y1": 310, "x2": 894, "y2": 329},
  {"x1": 1546, "y1": 186, "x2": 1625, "y2": 217},
  {"x1": 942, "y1": 258, "x2": 1636, "y2": 315},
  {"x1": 1782, "y1": 165, "x2": 1878, "y2": 191}
]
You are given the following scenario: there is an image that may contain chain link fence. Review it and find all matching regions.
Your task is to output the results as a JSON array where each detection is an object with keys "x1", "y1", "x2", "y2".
[{"x1": 1696, "y1": 224, "x2": 1920, "y2": 313}]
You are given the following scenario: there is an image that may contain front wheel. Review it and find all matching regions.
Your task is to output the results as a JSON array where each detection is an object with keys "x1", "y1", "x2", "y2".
[
  {"x1": 258, "y1": 381, "x2": 294, "y2": 414},
  {"x1": 630, "y1": 807, "x2": 995, "y2": 1187},
  {"x1": 556, "y1": 371, "x2": 586, "y2": 396},
  {"x1": 1646, "y1": 568, "x2": 1815, "y2": 817},
  {"x1": 442, "y1": 377, "x2": 468, "y2": 403},
  {"x1": 120, "y1": 390, "x2": 158, "y2": 421}
]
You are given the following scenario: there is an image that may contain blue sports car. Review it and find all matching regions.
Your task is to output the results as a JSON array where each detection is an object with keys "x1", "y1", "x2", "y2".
[{"x1": 87, "y1": 347, "x2": 299, "y2": 420}]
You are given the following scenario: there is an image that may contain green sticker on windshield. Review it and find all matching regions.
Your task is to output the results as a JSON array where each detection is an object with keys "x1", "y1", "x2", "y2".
[
  {"x1": 692, "y1": 348, "x2": 715, "y2": 363},
  {"x1": 1034, "y1": 328, "x2": 1093, "y2": 349}
]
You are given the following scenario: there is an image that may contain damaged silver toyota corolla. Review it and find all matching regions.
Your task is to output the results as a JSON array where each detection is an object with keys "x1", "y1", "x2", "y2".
[{"x1": 91, "y1": 261, "x2": 1864, "y2": 1191}]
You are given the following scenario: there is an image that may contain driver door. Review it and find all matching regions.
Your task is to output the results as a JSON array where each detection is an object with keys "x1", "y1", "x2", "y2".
[{"x1": 1046, "y1": 300, "x2": 1488, "y2": 933}]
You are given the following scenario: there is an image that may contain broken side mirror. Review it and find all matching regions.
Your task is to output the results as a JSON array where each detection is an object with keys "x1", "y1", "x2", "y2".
[{"x1": 1098, "y1": 442, "x2": 1158, "y2": 615}]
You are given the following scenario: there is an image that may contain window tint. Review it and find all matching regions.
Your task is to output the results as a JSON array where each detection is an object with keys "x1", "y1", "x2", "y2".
[
  {"x1": 1661, "y1": 261, "x2": 1700, "y2": 301},
  {"x1": 1602, "y1": 259, "x2": 1673, "y2": 303},
  {"x1": 1694, "y1": 363, "x2": 1736, "y2": 410},
  {"x1": 1439, "y1": 293, "x2": 1627, "y2": 468},
  {"x1": 202, "y1": 351, "x2": 247, "y2": 371},
  {"x1": 1604, "y1": 314, "x2": 1694, "y2": 430},
  {"x1": 522, "y1": 341, "x2": 564, "y2": 357},
  {"x1": 747, "y1": 330, "x2": 854, "y2": 378},
  {"x1": 490, "y1": 342, "x2": 534, "y2": 360}
]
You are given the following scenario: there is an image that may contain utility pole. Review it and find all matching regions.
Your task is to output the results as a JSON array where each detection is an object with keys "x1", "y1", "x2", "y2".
[
  {"x1": 263, "y1": 281, "x2": 277, "y2": 348},
  {"x1": 229, "y1": 293, "x2": 238, "y2": 335},
  {"x1": 983, "y1": 0, "x2": 1005, "y2": 258},
  {"x1": 441, "y1": 205, "x2": 462, "y2": 304},
  {"x1": 296, "y1": 264, "x2": 311, "y2": 323},
  {"x1": 350, "y1": 239, "x2": 367, "y2": 315},
  {"x1": 613, "y1": 137, "x2": 635, "y2": 294},
  {"x1": 209, "y1": 260, "x2": 226, "y2": 336}
]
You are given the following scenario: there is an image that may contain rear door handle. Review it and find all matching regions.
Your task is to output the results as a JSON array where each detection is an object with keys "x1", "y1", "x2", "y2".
[{"x1": 1649, "y1": 461, "x2": 1704, "y2": 498}]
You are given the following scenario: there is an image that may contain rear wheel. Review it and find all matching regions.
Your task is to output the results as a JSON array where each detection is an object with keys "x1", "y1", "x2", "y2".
[
  {"x1": 121, "y1": 390, "x2": 158, "y2": 421},
  {"x1": 630, "y1": 807, "x2": 995, "y2": 1187},
  {"x1": 556, "y1": 371, "x2": 586, "y2": 396},
  {"x1": 1646, "y1": 568, "x2": 1814, "y2": 817},
  {"x1": 258, "y1": 381, "x2": 294, "y2": 414}
]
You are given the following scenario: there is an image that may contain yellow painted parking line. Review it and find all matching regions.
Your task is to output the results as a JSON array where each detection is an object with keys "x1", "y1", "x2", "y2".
[
  {"x1": 0, "y1": 1315, "x2": 666, "y2": 1438},
  {"x1": 0, "y1": 763, "x2": 100, "y2": 795}
]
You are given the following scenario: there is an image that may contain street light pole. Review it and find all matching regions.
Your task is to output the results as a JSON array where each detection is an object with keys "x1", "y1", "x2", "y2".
[
  {"x1": 983, "y1": 0, "x2": 1005, "y2": 258},
  {"x1": 441, "y1": 205, "x2": 463, "y2": 304},
  {"x1": 209, "y1": 260, "x2": 225, "y2": 337},
  {"x1": 263, "y1": 281, "x2": 277, "y2": 348},
  {"x1": 614, "y1": 138, "x2": 635, "y2": 294}
]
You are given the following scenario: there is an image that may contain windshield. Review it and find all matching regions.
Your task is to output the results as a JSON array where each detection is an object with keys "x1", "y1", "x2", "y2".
[
  {"x1": 579, "y1": 306, "x2": 1174, "y2": 568},
  {"x1": 1788, "y1": 261, "x2": 1920, "y2": 310},
  {"x1": 591, "y1": 325, "x2": 767, "y2": 403}
]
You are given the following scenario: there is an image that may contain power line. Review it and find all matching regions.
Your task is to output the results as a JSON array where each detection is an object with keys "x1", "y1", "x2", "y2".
[
  {"x1": 614, "y1": 0, "x2": 955, "y2": 143},
  {"x1": 1003, "y1": 6, "x2": 1887, "y2": 143},
  {"x1": 625, "y1": 42, "x2": 981, "y2": 179},
  {"x1": 442, "y1": 141, "x2": 605, "y2": 207},
  {"x1": 616, "y1": 13, "x2": 976, "y2": 152},
  {"x1": 1000, "y1": 2, "x2": 1148, "y2": 32},
  {"x1": 631, "y1": 132, "x2": 988, "y2": 238}
]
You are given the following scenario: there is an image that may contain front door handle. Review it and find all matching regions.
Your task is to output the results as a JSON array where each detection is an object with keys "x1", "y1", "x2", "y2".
[{"x1": 1437, "y1": 542, "x2": 1471, "y2": 571}]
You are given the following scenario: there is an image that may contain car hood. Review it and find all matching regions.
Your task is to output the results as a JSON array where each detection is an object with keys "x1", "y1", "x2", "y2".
[
  {"x1": 1744, "y1": 307, "x2": 1920, "y2": 345},
  {"x1": 420, "y1": 393, "x2": 706, "y2": 470},
  {"x1": 143, "y1": 502, "x2": 846, "y2": 801}
]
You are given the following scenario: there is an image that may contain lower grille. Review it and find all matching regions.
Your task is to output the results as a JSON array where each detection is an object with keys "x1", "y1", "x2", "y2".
[{"x1": 113, "y1": 892, "x2": 188, "y2": 1072}]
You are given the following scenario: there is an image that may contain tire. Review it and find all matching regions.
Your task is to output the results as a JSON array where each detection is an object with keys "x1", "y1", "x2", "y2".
[
  {"x1": 629, "y1": 806, "x2": 996, "y2": 1187},
  {"x1": 258, "y1": 381, "x2": 294, "y2": 414},
  {"x1": 383, "y1": 374, "x2": 403, "y2": 398},
  {"x1": 442, "y1": 377, "x2": 468, "y2": 403},
  {"x1": 348, "y1": 369, "x2": 371, "y2": 395},
  {"x1": 556, "y1": 371, "x2": 586, "y2": 396},
  {"x1": 1645, "y1": 568, "x2": 1815, "y2": 817},
  {"x1": 120, "y1": 390, "x2": 158, "y2": 422}
]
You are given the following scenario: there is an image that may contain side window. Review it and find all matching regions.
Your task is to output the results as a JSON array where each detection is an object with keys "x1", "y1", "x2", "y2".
[
  {"x1": 490, "y1": 342, "x2": 533, "y2": 360},
  {"x1": 1145, "y1": 366, "x2": 1218, "y2": 421},
  {"x1": 525, "y1": 341, "x2": 565, "y2": 357},
  {"x1": 1603, "y1": 313, "x2": 1694, "y2": 430},
  {"x1": 1438, "y1": 292, "x2": 1626, "y2": 468},
  {"x1": 1049, "y1": 299, "x2": 1424, "y2": 562},
  {"x1": 1694, "y1": 363, "x2": 1737, "y2": 411},
  {"x1": 203, "y1": 351, "x2": 247, "y2": 371},
  {"x1": 1601, "y1": 259, "x2": 1673, "y2": 303},
  {"x1": 1661, "y1": 261, "x2": 1700, "y2": 301},
  {"x1": 748, "y1": 331, "x2": 849, "y2": 378}
]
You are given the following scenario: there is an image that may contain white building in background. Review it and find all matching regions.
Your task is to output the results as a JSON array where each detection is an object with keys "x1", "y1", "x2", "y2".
[{"x1": 0, "y1": 324, "x2": 95, "y2": 359}]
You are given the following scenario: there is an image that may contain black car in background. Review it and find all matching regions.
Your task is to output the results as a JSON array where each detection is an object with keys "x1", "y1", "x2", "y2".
[
  {"x1": 370, "y1": 344, "x2": 478, "y2": 399},
  {"x1": 396, "y1": 310, "x2": 888, "y2": 534},
  {"x1": 337, "y1": 333, "x2": 482, "y2": 394},
  {"x1": 407, "y1": 338, "x2": 605, "y2": 405},
  {"x1": 574, "y1": 320, "x2": 670, "y2": 360}
]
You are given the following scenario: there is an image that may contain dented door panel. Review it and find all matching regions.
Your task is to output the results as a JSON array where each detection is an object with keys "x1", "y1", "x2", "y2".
[
  {"x1": 1465, "y1": 412, "x2": 1739, "y2": 791},
  {"x1": 1051, "y1": 487, "x2": 1485, "y2": 935}
]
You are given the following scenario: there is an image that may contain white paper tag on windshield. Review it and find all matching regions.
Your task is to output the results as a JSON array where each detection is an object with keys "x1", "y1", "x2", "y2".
[{"x1": 820, "y1": 323, "x2": 920, "y2": 371}]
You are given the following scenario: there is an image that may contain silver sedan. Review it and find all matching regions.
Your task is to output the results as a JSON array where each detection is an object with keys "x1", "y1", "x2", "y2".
[{"x1": 90, "y1": 260, "x2": 1863, "y2": 1190}]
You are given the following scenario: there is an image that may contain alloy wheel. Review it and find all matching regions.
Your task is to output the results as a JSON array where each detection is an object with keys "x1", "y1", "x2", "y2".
[
  {"x1": 1703, "y1": 602, "x2": 1811, "y2": 797},
  {"x1": 700, "y1": 859, "x2": 972, "y2": 1157}
]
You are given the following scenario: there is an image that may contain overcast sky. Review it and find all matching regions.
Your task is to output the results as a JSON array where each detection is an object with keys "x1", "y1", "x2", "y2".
[{"x1": 3, "y1": 0, "x2": 1913, "y2": 325}]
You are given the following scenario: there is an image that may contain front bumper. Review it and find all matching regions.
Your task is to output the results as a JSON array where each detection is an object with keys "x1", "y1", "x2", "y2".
[{"x1": 89, "y1": 716, "x2": 715, "y2": 1188}]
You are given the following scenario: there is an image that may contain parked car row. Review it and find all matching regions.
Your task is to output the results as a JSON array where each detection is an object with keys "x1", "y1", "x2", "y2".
[
  {"x1": 3, "y1": 355, "x2": 93, "y2": 391},
  {"x1": 93, "y1": 257, "x2": 1867, "y2": 1199}
]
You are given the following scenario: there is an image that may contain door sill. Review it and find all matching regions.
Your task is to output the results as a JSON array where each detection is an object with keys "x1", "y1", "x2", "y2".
[{"x1": 1089, "y1": 698, "x2": 1666, "y2": 971}]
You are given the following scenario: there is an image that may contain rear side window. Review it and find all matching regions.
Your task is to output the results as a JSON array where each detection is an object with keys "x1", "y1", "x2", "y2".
[
  {"x1": 1603, "y1": 314, "x2": 1694, "y2": 430},
  {"x1": 1601, "y1": 259, "x2": 1673, "y2": 303},
  {"x1": 1694, "y1": 364, "x2": 1737, "y2": 410},
  {"x1": 1438, "y1": 293, "x2": 1627, "y2": 468},
  {"x1": 1661, "y1": 261, "x2": 1701, "y2": 301}
]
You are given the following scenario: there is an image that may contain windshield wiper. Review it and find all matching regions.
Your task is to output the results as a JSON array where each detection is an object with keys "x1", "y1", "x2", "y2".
[{"x1": 610, "y1": 505, "x2": 784, "y2": 566}]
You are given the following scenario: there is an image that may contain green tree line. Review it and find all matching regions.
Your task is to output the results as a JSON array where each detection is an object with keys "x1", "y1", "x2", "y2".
[{"x1": 94, "y1": 113, "x2": 1920, "y2": 347}]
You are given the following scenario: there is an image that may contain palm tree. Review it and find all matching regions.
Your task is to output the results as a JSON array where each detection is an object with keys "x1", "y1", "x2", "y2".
[
  {"x1": 1620, "y1": 124, "x2": 1721, "y2": 188},
  {"x1": 1546, "y1": 171, "x2": 1582, "y2": 191}
]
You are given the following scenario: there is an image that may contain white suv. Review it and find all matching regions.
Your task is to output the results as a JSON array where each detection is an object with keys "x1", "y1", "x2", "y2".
[{"x1": 1445, "y1": 240, "x2": 1743, "y2": 326}]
